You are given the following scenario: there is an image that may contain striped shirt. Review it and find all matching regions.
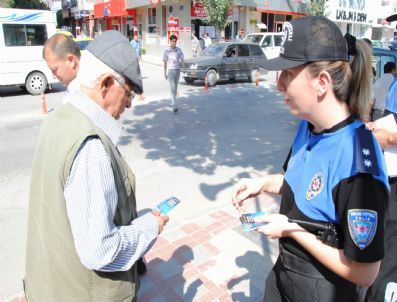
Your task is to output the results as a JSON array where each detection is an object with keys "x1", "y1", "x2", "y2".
[{"x1": 64, "y1": 90, "x2": 159, "y2": 272}]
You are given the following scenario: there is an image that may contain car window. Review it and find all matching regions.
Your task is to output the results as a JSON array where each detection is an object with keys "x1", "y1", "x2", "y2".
[
  {"x1": 262, "y1": 36, "x2": 273, "y2": 47},
  {"x1": 202, "y1": 44, "x2": 225, "y2": 56},
  {"x1": 249, "y1": 45, "x2": 264, "y2": 56},
  {"x1": 226, "y1": 46, "x2": 237, "y2": 57},
  {"x1": 3, "y1": 24, "x2": 47, "y2": 46},
  {"x1": 238, "y1": 45, "x2": 250, "y2": 57},
  {"x1": 373, "y1": 53, "x2": 396, "y2": 78},
  {"x1": 274, "y1": 35, "x2": 283, "y2": 47},
  {"x1": 243, "y1": 34, "x2": 262, "y2": 44}
]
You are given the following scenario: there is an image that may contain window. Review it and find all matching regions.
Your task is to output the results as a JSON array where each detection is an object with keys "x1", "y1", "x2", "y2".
[
  {"x1": 148, "y1": 8, "x2": 157, "y2": 34},
  {"x1": 263, "y1": 35, "x2": 272, "y2": 47},
  {"x1": 238, "y1": 44, "x2": 249, "y2": 57},
  {"x1": 373, "y1": 54, "x2": 396, "y2": 78},
  {"x1": 274, "y1": 35, "x2": 283, "y2": 46},
  {"x1": 3, "y1": 24, "x2": 47, "y2": 46},
  {"x1": 249, "y1": 45, "x2": 263, "y2": 56}
]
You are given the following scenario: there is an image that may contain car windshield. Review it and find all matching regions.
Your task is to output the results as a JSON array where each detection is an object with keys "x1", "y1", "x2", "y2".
[
  {"x1": 75, "y1": 40, "x2": 91, "y2": 50},
  {"x1": 201, "y1": 44, "x2": 226, "y2": 56},
  {"x1": 243, "y1": 35, "x2": 262, "y2": 44}
]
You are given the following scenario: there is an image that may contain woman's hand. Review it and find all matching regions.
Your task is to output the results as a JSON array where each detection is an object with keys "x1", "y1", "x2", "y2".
[
  {"x1": 232, "y1": 178, "x2": 265, "y2": 212},
  {"x1": 255, "y1": 214, "x2": 303, "y2": 239}
]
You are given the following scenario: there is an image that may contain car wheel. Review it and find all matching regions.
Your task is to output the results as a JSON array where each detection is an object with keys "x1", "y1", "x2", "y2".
[
  {"x1": 206, "y1": 69, "x2": 218, "y2": 87},
  {"x1": 249, "y1": 69, "x2": 259, "y2": 83},
  {"x1": 25, "y1": 72, "x2": 47, "y2": 95},
  {"x1": 184, "y1": 77, "x2": 195, "y2": 84}
]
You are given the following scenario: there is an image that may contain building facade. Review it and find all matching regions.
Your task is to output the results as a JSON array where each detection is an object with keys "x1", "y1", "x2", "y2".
[{"x1": 62, "y1": 0, "x2": 397, "y2": 57}]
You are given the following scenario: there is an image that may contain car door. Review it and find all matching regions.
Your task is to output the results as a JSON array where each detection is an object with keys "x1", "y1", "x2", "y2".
[
  {"x1": 220, "y1": 45, "x2": 239, "y2": 80},
  {"x1": 260, "y1": 35, "x2": 274, "y2": 59},
  {"x1": 237, "y1": 44, "x2": 251, "y2": 77}
]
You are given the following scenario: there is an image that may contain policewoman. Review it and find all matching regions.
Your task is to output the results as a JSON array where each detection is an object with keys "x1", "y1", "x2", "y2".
[{"x1": 232, "y1": 16, "x2": 390, "y2": 302}]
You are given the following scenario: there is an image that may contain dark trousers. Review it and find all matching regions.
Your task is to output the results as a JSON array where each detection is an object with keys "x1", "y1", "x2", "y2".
[
  {"x1": 263, "y1": 247, "x2": 362, "y2": 302},
  {"x1": 365, "y1": 178, "x2": 397, "y2": 302}
]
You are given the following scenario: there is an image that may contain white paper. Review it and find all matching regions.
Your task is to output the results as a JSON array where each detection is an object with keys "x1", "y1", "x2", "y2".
[{"x1": 375, "y1": 114, "x2": 397, "y2": 177}]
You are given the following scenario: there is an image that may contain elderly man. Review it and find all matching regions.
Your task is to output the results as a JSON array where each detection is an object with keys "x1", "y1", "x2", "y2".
[{"x1": 24, "y1": 30, "x2": 168, "y2": 302}]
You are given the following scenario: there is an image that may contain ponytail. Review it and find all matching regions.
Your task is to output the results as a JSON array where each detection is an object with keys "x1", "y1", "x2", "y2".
[{"x1": 348, "y1": 39, "x2": 373, "y2": 121}]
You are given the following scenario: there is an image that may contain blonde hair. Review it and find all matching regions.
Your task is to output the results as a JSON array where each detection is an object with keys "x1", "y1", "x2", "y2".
[{"x1": 306, "y1": 39, "x2": 373, "y2": 121}]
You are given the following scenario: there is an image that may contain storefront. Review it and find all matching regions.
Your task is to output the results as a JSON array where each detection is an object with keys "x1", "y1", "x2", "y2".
[
  {"x1": 93, "y1": 0, "x2": 137, "y2": 39},
  {"x1": 325, "y1": 0, "x2": 373, "y2": 38},
  {"x1": 256, "y1": 0, "x2": 309, "y2": 32}
]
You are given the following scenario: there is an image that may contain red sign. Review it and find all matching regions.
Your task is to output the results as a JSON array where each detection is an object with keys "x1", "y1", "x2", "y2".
[{"x1": 191, "y1": 1, "x2": 207, "y2": 18}]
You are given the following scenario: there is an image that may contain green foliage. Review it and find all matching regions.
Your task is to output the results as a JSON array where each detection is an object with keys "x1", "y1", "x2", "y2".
[
  {"x1": 201, "y1": 0, "x2": 233, "y2": 38},
  {"x1": 308, "y1": 0, "x2": 326, "y2": 16},
  {"x1": 56, "y1": 9, "x2": 69, "y2": 28},
  {"x1": 11, "y1": 0, "x2": 49, "y2": 9},
  {"x1": 0, "y1": 0, "x2": 14, "y2": 8}
]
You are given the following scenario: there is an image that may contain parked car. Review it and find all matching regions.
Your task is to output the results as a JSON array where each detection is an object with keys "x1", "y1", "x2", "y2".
[
  {"x1": 73, "y1": 37, "x2": 92, "y2": 51},
  {"x1": 243, "y1": 32, "x2": 284, "y2": 59},
  {"x1": 181, "y1": 42, "x2": 267, "y2": 87},
  {"x1": 372, "y1": 47, "x2": 397, "y2": 79}
]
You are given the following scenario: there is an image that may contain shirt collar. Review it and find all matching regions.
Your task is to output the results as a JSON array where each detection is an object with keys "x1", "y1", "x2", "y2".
[{"x1": 68, "y1": 89, "x2": 122, "y2": 146}]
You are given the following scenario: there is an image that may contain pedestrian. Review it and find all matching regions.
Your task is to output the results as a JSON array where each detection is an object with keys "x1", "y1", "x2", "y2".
[
  {"x1": 203, "y1": 32, "x2": 212, "y2": 49},
  {"x1": 24, "y1": 30, "x2": 168, "y2": 302},
  {"x1": 191, "y1": 31, "x2": 201, "y2": 57},
  {"x1": 163, "y1": 34, "x2": 184, "y2": 113},
  {"x1": 130, "y1": 33, "x2": 141, "y2": 60},
  {"x1": 383, "y1": 67, "x2": 397, "y2": 120},
  {"x1": 371, "y1": 62, "x2": 396, "y2": 121},
  {"x1": 43, "y1": 33, "x2": 80, "y2": 88},
  {"x1": 232, "y1": 16, "x2": 389, "y2": 302}
]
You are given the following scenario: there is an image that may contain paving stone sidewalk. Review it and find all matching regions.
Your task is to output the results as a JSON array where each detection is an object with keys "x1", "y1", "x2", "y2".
[{"x1": 6, "y1": 195, "x2": 279, "y2": 302}]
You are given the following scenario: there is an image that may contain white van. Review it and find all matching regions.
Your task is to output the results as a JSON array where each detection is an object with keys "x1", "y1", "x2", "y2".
[
  {"x1": 243, "y1": 32, "x2": 284, "y2": 60},
  {"x1": 0, "y1": 8, "x2": 57, "y2": 95}
]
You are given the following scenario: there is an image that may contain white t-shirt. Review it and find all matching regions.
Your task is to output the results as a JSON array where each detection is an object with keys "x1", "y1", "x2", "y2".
[{"x1": 373, "y1": 73, "x2": 395, "y2": 111}]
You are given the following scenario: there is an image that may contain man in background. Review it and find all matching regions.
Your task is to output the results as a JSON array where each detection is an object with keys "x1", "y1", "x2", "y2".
[
  {"x1": 130, "y1": 33, "x2": 141, "y2": 61},
  {"x1": 163, "y1": 34, "x2": 184, "y2": 113},
  {"x1": 43, "y1": 33, "x2": 80, "y2": 89},
  {"x1": 372, "y1": 62, "x2": 396, "y2": 121},
  {"x1": 191, "y1": 31, "x2": 201, "y2": 57},
  {"x1": 203, "y1": 32, "x2": 212, "y2": 49}
]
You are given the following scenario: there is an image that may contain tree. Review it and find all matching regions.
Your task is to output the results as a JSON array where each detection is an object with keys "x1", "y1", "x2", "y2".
[
  {"x1": 10, "y1": 0, "x2": 49, "y2": 9},
  {"x1": 201, "y1": 0, "x2": 233, "y2": 41},
  {"x1": 308, "y1": 0, "x2": 326, "y2": 16},
  {"x1": 0, "y1": 0, "x2": 14, "y2": 8}
]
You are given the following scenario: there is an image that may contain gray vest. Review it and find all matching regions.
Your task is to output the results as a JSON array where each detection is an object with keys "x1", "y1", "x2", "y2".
[{"x1": 25, "y1": 104, "x2": 139, "y2": 302}]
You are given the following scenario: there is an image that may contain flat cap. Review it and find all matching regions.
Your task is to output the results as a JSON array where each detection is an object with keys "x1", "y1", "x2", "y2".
[{"x1": 87, "y1": 30, "x2": 143, "y2": 94}]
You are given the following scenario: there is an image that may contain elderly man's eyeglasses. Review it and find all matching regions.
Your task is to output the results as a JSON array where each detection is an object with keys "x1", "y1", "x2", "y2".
[{"x1": 113, "y1": 76, "x2": 135, "y2": 100}]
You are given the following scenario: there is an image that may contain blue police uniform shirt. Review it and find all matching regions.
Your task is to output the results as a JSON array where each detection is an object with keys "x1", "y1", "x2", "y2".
[
  {"x1": 280, "y1": 116, "x2": 389, "y2": 263},
  {"x1": 385, "y1": 76, "x2": 397, "y2": 114}
]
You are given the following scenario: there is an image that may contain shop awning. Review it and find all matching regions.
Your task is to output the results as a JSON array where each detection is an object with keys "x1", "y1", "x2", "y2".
[
  {"x1": 125, "y1": 0, "x2": 161, "y2": 9},
  {"x1": 257, "y1": 0, "x2": 309, "y2": 15},
  {"x1": 94, "y1": 0, "x2": 131, "y2": 18}
]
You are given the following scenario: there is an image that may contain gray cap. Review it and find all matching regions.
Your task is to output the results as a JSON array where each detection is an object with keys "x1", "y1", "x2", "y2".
[{"x1": 86, "y1": 30, "x2": 143, "y2": 94}]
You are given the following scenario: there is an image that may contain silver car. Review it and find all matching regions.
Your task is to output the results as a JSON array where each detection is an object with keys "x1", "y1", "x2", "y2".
[{"x1": 181, "y1": 42, "x2": 266, "y2": 87}]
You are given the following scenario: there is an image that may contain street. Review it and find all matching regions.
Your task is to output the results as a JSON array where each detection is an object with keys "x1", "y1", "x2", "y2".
[{"x1": 0, "y1": 61, "x2": 297, "y2": 301}]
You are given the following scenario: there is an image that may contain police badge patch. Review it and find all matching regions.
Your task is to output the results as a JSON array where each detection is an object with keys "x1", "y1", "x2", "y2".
[
  {"x1": 348, "y1": 209, "x2": 377, "y2": 250},
  {"x1": 306, "y1": 172, "x2": 324, "y2": 201}
]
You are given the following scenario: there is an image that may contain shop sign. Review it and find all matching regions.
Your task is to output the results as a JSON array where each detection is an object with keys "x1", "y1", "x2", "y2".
[
  {"x1": 335, "y1": 10, "x2": 367, "y2": 23},
  {"x1": 191, "y1": 1, "x2": 207, "y2": 18}
]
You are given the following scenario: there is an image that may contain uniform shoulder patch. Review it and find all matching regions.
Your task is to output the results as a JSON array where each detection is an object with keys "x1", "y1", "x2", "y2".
[
  {"x1": 355, "y1": 127, "x2": 380, "y2": 176},
  {"x1": 348, "y1": 209, "x2": 377, "y2": 250},
  {"x1": 306, "y1": 172, "x2": 324, "y2": 201}
]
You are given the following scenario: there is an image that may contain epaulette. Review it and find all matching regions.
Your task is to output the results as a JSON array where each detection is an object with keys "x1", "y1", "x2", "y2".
[{"x1": 355, "y1": 125, "x2": 380, "y2": 176}]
